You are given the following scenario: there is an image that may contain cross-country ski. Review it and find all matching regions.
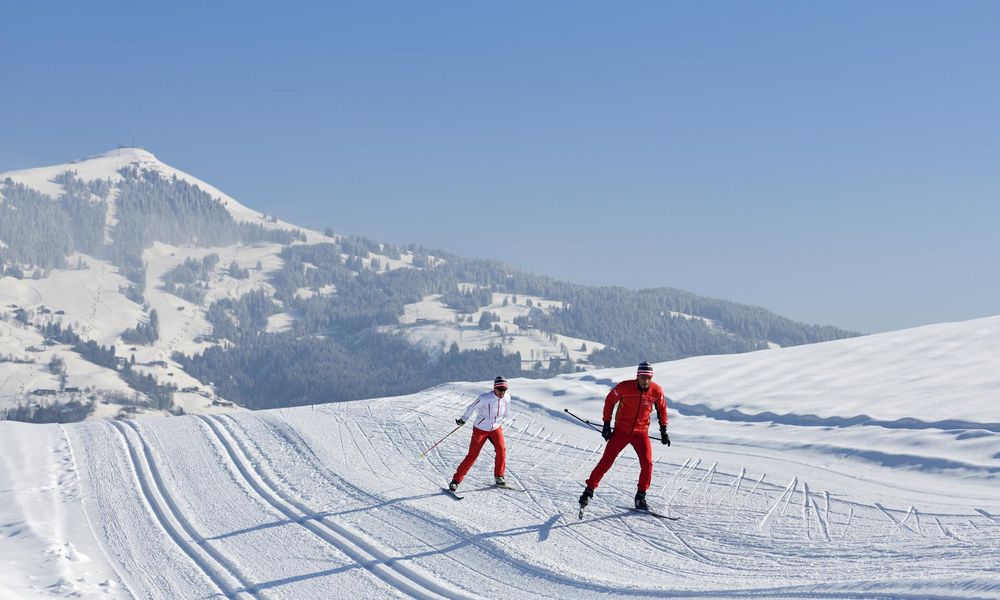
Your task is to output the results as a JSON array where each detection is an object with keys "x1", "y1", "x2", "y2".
[
  {"x1": 441, "y1": 487, "x2": 465, "y2": 500},
  {"x1": 494, "y1": 482, "x2": 525, "y2": 492},
  {"x1": 626, "y1": 507, "x2": 680, "y2": 520}
]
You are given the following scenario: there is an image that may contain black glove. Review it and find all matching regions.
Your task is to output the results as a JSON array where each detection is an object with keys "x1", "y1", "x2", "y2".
[
  {"x1": 601, "y1": 421, "x2": 612, "y2": 441},
  {"x1": 660, "y1": 427, "x2": 670, "y2": 446},
  {"x1": 456, "y1": 418, "x2": 465, "y2": 426}
]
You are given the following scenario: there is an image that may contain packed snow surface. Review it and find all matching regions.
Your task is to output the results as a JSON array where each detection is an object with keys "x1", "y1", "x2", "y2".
[{"x1": 1, "y1": 315, "x2": 999, "y2": 598}]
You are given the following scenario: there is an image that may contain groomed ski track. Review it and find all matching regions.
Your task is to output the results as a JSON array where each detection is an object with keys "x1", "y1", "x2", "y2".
[{"x1": 50, "y1": 384, "x2": 1000, "y2": 599}]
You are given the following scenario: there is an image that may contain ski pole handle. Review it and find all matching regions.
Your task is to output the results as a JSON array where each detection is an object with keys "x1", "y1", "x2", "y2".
[{"x1": 419, "y1": 423, "x2": 464, "y2": 459}]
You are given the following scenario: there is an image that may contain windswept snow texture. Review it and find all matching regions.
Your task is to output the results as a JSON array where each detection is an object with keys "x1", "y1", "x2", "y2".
[{"x1": 2, "y1": 316, "x2": 1000, "y2": 598}]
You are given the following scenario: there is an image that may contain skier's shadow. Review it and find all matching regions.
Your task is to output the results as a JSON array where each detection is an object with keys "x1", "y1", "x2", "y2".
[
  {"x1": 240, "y1": 511, "x2": 617, "y2": 594},
  {"x1": 204, "y1": 512, "x2": 338, "y2": 541},
  {"x1": 206, "y1": 491, "x2": 446, "y2": 541},
  {"x1": 329, "y1": 490, "x2": 450, "y2": 517}
]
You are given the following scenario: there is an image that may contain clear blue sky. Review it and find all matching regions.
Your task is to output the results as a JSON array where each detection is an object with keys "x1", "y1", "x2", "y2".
[{"x1": 2, "y1": 1, "x2": 998, "y2": 333}]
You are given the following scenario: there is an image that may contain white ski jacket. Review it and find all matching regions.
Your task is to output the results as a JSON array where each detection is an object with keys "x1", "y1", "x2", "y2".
[{"x1": 461, "y1": 391, "x2": 510, "y2": 432}]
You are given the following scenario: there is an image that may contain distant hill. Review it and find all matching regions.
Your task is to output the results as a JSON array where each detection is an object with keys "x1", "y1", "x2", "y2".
[{"x1": 0, "y1": 148, "x2": 859, "y2": 421}]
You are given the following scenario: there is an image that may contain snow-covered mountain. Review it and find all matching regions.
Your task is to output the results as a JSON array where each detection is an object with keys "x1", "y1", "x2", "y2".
[
  {"x1": 1, "y1": 150, "x2": 298, "y2": 418},
  {"x1": 0, "y1": 148, "x2": 311, "y2": 236},
  {"x1": 1, "y1": 149, "x2": 858, "y2": 422},
  {"x1": 1, "y1": 315, "x2": 997, "y2": 598}
]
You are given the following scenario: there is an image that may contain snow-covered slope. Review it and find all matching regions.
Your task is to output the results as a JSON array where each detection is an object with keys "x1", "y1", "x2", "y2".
[
  {"x1": 0, "y1": 248, "x2": 258, "y2": 418},
  {"x1": 2, "y1": 315, "x2": 998, "y2": 599},
  {"x1": 384, "y1": 291, "x2": 606, "y2": 368}
]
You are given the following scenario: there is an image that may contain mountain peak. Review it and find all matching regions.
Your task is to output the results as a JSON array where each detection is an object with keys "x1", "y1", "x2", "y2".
[
  {"x1": 1, "y1": 146, "x2": 165, "y2": 199},
  {"x1": 79, "y1": 146, "x2": 160, "y2": 165},
  {"x1": 1, "y1": 147, "x2": 319, "y2": 240}
]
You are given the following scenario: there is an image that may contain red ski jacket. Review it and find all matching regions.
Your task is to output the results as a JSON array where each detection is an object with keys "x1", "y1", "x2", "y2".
[{"x1": 603, "y1": 380, "x2": 668, "y2": 434}]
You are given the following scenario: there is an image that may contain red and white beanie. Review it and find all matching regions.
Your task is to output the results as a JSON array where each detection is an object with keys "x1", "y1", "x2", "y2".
[
  {"x1": 493, "y1": 376, "x2": 508, "y2": 390},
  {"x1": 637, "y1": 361, "x2": 653, "y2": 378}
]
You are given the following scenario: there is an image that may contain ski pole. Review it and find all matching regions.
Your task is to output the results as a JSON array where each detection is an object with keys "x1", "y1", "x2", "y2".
[
  {"x1": 563, "y1": 408, "x2": 662, "y2": 442},
  {"x1": 419, "y1": 423, "x2": 464, "y2": 459},
  {"x1": 563, "y1": 408, "x2": 603, "y2": 433}
]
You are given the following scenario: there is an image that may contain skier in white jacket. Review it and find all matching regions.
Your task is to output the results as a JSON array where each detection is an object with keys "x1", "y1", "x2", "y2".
[{"x1": 449, "y1": 376, "x2": 510, "y2": 491}]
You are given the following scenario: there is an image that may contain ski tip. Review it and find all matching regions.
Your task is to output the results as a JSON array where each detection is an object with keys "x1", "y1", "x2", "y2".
[
  {"x1": 441, "y1": 487, "x2": 464, "y2": 500},
  {"x1": 495, "y1": 484, "x2": 525, "y2": 491},
  {"x1": 625, "y1": 507, "x2": 678, "y2": 520}
]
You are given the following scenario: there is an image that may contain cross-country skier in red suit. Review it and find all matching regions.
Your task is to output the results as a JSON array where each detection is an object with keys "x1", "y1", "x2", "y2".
[
  {"x1": 449, "y1": 376, "x2": 510, "y2": 491},
  {"x1": 579, "y1": 361, "x2": 670, "y2": 510}
]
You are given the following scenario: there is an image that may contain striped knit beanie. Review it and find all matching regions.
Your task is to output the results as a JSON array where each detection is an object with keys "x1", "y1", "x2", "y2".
[
  {"x1": 637, "y1": 361, "x2": 653, "y2": 378},
  {"x1": 493, "y1": 376, "x2": 508, "y2": 390}
]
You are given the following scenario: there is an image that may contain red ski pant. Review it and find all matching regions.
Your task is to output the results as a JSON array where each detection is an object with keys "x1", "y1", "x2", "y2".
[
  {"x1": 452, "y1": 426, "x2": 506, "y2": 483},
  {"x1": 585, "y1": 430, "x2": 654, "y2": 492}
]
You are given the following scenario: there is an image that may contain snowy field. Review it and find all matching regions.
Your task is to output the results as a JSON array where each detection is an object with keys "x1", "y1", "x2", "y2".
[
  {"x1": 385, "y1": 292, "x2": 606, "y2": 368},
  {"x1": 1, "y1": 316, "x2": 999, "y2": 599}
]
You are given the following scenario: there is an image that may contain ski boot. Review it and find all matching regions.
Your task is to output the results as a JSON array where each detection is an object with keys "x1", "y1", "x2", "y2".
[
  {"x1": 634, "y1": 490, "x2": 649, "y2": 511},
  {"x1": 495, "y1": 476, "x2": 506, "y2": 486},
  {"x1": 448, "y1": 479, "x2": 459, "y2": 492},
  {"x1": 578, "y1": 486, "x2": 594, "y2": 519}
]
